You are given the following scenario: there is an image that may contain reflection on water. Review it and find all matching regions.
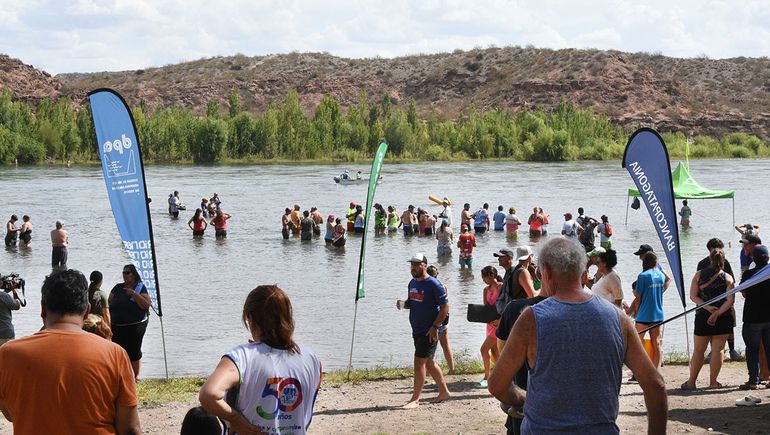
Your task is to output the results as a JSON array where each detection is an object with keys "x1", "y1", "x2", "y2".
[{"x1": 1, "y1": 159, "x2": 766, "y2": 377}]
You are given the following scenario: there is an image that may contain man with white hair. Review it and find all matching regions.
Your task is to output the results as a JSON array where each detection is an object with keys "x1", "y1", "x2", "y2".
[{"x1": 489, "y1": 238, "x2": 667, "y2": 434}]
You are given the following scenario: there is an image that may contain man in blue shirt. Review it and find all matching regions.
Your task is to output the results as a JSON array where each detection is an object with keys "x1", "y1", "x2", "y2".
[
  {"x1": 397, "y1": 253, "x2": 451, "y2": 409},
  {"x1": 493, "y1": 205, "x2": 506, "y2": 231}
]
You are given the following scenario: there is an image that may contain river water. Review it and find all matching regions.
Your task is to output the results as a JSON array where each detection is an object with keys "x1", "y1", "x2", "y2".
[{"x1": 1, "y1": 159, "x2": 766, "y2": 377}]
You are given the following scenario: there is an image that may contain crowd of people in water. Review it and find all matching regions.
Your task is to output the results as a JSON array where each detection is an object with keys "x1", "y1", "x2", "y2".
[
  {"x1": 3, "y1": 190, "x2": 770, "y2": 434},
  {"x1": 167, "y1": 190, "x2": 233, "y2": 239}
]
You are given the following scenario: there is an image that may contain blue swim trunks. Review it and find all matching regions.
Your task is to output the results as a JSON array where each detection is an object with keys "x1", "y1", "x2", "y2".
[{"x1": 459, "y1": 258, "x2": 473, "y2": 267}]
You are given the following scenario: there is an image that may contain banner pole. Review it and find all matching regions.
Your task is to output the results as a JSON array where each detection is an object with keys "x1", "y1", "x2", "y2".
[
  {"x1": 346, "y1": 302, "x2": 359, "y2": 380},
  {"x1": 683, "y1": 312, "x2": 691, "y2": 361},
  {"x1": 159, "y1": 315, "x2": 169, "y2": 379}
]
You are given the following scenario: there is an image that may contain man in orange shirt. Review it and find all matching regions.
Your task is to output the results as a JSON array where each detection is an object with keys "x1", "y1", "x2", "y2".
[{"x1": 0, "y1": 269, "x2": 141, "y2": 434}]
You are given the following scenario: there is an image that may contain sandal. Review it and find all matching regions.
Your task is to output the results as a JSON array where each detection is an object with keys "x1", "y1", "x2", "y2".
[
  {"x1": 739, "y1": 382, "x2": 759, "y2": 391},
  {"x1": 735, "y1": 396, "x2": 760, "y2": 406},
  {"x1": 680, "y1": 382, "x2": 696, "y2": 391},
  {"x1": 707, "y1": 382, "x2": 723, "y2": 389}
]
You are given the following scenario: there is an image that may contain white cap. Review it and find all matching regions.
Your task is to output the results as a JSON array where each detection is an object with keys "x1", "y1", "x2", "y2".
[
  {"x1": 516, "y1": 245, "x2": 533, "y2": 261},
  {"x1": 407, "y1": 252, "x2": 428, "y2": 264}
]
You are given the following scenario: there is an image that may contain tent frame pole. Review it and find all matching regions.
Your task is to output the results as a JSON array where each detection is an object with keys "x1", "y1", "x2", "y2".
[
  {"x1": 732, "y1": 197, "x2": 735, "y2": 229},
  {"x1": 624, "y1": 195, "x2": 630, "y2": 225}
]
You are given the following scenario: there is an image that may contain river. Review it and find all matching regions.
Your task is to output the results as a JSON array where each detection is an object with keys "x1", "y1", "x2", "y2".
[{"x1": 1, "y1": 159, "x2": 765, "y2": 377}]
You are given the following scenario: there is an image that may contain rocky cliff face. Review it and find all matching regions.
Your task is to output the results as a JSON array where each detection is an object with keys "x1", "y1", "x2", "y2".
[
  {"x1": 0, "y1": 55, "x2": 63, "y2": 106},
  {"x1": 4, "y1": 48, "x2": 770, "y2": 139}
]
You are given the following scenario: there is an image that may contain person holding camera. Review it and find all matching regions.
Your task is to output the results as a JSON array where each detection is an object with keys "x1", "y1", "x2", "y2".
[{"x1": 0, "y1": 277, "x2": 23, "y2": 346}]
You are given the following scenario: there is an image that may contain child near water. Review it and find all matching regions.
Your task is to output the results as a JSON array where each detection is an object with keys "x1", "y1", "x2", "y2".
[{"x1": 479, "y1": 266, "x2": 501, "y2": 388}]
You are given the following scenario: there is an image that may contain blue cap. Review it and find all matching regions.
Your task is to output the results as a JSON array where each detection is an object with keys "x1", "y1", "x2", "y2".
[{"x1": 752, "y1": 244, "x2": 769, "y2": 259}]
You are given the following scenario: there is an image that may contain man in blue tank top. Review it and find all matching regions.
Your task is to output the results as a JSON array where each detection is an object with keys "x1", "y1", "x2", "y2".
[{"x1": 488, "y1": 238, "x2": 667, "y2": 434}]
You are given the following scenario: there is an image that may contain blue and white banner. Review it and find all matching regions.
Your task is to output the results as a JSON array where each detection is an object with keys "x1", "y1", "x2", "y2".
[
  {"x1": 622, "y1": 128, "x2": 685, "y2": 308},
  {"x1": 89, "y1": 89, "x2": 162, "y2": 315}
]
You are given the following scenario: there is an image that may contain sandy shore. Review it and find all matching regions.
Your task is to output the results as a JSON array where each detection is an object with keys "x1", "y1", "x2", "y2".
[{"x1": 2, "y1": 364, "x2": 768, "y2": 434}]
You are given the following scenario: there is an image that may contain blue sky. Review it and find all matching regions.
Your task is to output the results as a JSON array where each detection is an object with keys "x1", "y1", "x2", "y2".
[{"x1": 1, "y1": 0, "x2": 769, "y2": 74}]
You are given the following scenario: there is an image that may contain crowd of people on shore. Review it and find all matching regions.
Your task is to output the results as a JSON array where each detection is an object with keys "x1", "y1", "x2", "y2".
[{"x1": 3, "y1": 190, "x2": 770, "y2": 434}]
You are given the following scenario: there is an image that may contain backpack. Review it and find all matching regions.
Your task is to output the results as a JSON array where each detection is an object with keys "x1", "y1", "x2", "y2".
[{"x1": 605, "y1": 223, "x2": 613, "y2": 237}]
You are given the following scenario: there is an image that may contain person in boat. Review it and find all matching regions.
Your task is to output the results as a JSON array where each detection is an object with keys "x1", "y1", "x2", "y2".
[
  {"x1": 18, "y1": 215, "x2": 32, "y2": 247},
  {"x1": 332, "y1": 218, "x2": 346, "y2": 247},
  {"x1": 339, "y1": 170, "x2": 350, "y2": 180},
  {"x1": 356, "y1": 171, "x2": 362, "y2": 180}
]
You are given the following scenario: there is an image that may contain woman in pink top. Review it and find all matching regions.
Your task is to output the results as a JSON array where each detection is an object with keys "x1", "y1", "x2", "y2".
[
  {"x1": 188, "y1": 208, "x2": 208, "y2": 239},
  {"x1": 479, "y1": 265, "x2": 502, "y2": 388}
]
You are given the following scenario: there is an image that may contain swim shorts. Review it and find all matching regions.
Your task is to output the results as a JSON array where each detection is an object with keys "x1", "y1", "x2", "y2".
[
  {"x1": 215, "y1": 229, "x2": 227, "y2": 238},
  {"x1": 403, "y1": 225, "x2": 414, "y2": 236},
  {"x1": 413, "y1": 333, "x2": 438, "y2": 359},
  {"x1": 459, "y1": 258, "x2": 473, "y2": 267}
]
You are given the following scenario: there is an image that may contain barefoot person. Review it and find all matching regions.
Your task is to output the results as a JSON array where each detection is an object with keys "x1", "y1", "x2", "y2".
[
  {"x1": 681, "y1": 248, "x2": 735, "y2": 390},
  {"x1": 479, "y1": 266, "x2": 501, "y2": 388},
  {"x1": 397, "y1": 253, "x2": 451, "y2": 409},
  {"x1": 199, "y1": 285, "x2": 321, "y2": 434}
]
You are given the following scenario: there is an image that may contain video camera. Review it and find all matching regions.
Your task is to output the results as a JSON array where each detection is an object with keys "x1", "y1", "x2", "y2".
[{"x1": 1, "y1": 273, "x2": 26, "y2": 306}]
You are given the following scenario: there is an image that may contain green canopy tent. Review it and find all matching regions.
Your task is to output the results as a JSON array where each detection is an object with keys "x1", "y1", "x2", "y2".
[{"x1": 625, "y1": 162, "x2": 735, "y2": 226}]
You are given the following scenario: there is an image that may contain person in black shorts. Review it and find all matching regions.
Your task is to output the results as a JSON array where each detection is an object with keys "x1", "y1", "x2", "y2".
[{"x1": 397, "y1": 253, "x2": 451, "y2": 409}]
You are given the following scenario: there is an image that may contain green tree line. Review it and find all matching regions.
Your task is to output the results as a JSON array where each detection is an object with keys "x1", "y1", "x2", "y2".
[{"x1": 1, "y1": 88, "x2": 767, "y2": 164}]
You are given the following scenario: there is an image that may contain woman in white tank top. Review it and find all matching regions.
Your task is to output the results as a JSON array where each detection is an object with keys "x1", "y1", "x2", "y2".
[{"x1": 199, "y1": 285, "x2": 322, "y2": 434}]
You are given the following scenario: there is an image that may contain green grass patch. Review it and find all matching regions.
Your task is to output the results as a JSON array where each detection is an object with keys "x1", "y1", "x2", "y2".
[
  {"x1": 324, "y1": 349, "x2": 485, "y2": 387},
  {"x1": 136, "y1": 377, "x2": 205, "y2": 405}
]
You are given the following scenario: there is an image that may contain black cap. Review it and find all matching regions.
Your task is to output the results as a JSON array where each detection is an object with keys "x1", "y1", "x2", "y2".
[
  {"x1": 634, "y1": 244, "x2": 654, "y2": 256},
  {"x1": 493, "y1": 248, "x2": 515, "y2": 258},
  {"x1": 740, "y1": 234, "x2": 762, "y2": 245}
]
